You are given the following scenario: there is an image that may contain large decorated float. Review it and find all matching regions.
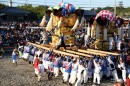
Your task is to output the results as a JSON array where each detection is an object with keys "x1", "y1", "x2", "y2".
[
  {"x1": 39, "y1": 2, "x2": 84, "y2": 48},
  {"x1": 89, "y1": 10, "x2": 124, "y2": 50}
]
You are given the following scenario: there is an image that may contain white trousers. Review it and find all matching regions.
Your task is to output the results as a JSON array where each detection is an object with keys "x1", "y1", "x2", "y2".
[
  {"x1": 111, "y1": 70, "x2": 118, "y2": 81},
  {"x1": 29, "y1": 55, "x2": 33, "y2": 61},
  {"x1": 93, "y1": 73, "x2": 101, "y2": 84},
  {"x1": 75, "y1": 73, "x2": 83, "y2": 86},
  {"x1": 34, "y1": 68, "x2": 38, "y2": 75},
  {"x1": 62, "y1": 68, "x2": 65, "y2": 77},
  {"x1": 122, "y1": 70, "x2": 126, "y2": 82},
  {"x1": 69, "y1": 71, "x2": 77, "y2": 84},
  {"x1": 63, "y1": 72, "x2": 69, "y2": 82},
  {"x1": 54, "y1": 67, "x2": 59, "y2": 77},
  {"x1": 43, "y1": 60, "x2": 46, "y2": 69},
  {"x1": 23, "y1": 53, "x2": 29, "y2": 59},
  {"x1": 13, "y1": 60, "x2": 17, "y2": 63},
  {"x1": 60, "y1": 67, "x2": 63, "y2": 73},
  {"x1": 83, "y1": 70, "x2": 89, "y2": 83},
  {"x1": 44, "y1": 61, "x2": 49, "y2": 70}
]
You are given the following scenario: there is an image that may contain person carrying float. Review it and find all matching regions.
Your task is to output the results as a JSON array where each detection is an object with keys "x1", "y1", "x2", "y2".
[
  {"x1": 63, "y1": 57, "x2": 72, "y2": 84},
  {"x1": 29, "y1": 47, "x2": 37, "y2": 64},
  {"x1": 53, "y1": 55, "x2": 60, "y2": 77},
  {"x1": 107, "y1": 55, "x2": 119, "y2": 81},
  {"x1": 75, "y1": 58, "x2": 85, "y2": 86},
  {"x1": 118, "y1": 58, "x2": 126, "y2": 82},
  {"x1": 93, "y1": 57, "x2": 102, "y2": 86},
  {"x1": 69, "y1": 58, "x2": 79, "y2": 85}
]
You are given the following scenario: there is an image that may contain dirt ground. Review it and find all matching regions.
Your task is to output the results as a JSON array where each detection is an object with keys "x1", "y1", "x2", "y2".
[{"x1": 0, "y1": 57, "x2": 114, "y2": 86}]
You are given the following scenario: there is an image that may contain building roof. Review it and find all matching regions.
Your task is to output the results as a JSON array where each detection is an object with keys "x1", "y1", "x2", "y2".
[
  {"x1": 0, "y1": 7, "x2": 30, "y2": 14},
  {"x1": 83, "y1": 10, "x2": 97, "y2": 16}
]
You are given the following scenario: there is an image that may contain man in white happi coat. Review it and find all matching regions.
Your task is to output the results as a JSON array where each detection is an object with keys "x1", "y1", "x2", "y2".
[
  {"x1": 75, "y1": 59, "x2": 85, "y2": 86},
  {"x1": 93, "y1": 58, "x2": 102, "y2": 85},
  {"x1": 22, "y1": 45, "x2": 30, "y2": 60},
  {"x1": 69, "y1": 58, "x2": 79, "y2": 85},
  {"x1": 82, "y1": 60, "x2": 89, "y2": 84},
  {"x1": 36, "y1": 49, "x2": 42, "y2": 60},
  {"x1": 53, "y1": 56, "x2": 60, "y2": 77},
  {"x1": 107, "y1": 56, "x2": 118, "y2": 81},
  {"x1": 62, "y1": 57, "x2": 67, "y2": 79},
  {"x1": 29, "y1": 47, "x2": 37, "y2": 64},
  {"x1": 63, "y1": 58, "x2": 72, "y2": 84},
  {"x1": 118, "y1": 58, "x2": 126, "y2": 82},
  {"x1": 42, "y1": 51, "x2": 48, "y2": 70}
]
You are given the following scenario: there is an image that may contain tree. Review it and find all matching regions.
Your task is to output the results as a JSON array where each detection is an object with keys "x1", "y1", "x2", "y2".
[
  {"x1": 17, "y1": 4, "x2": 48, "y2": 20},
  {"x1": 0, "y1": 3, "x2": 7, "y2": 10}
]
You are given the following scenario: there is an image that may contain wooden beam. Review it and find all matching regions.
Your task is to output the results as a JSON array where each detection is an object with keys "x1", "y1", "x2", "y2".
[
  {"x1": 27, "y1": 42, "x2": 79, "y2": 58},
  {"x1": 86, "y1": 49, "x2": 119, "y2": 56},
  {"x1": 28, "y1": 42, "x2": 50, "y2": 50},
  {"x1": 78, "y1": 49, "x2": 106, "y2": 56},
  {"x1": 66, "y1": 50, "x2": 92, "y2": 58}
]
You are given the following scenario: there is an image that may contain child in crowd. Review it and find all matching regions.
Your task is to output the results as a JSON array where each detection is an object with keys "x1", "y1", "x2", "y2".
[
  {"x1": 37, "y1": 61, "x2": 44, "y2": 82},
  {"x1": 12, "y1": 49, "x2": 18, "y2": 65}
]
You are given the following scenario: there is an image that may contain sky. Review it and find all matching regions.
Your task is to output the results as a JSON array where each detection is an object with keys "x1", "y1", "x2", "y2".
[{"x1": 1, "y1": 0, "x2": 130, "y2": 9}]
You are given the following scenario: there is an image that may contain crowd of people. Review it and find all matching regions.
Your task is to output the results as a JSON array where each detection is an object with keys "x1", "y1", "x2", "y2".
[
  {"x1": 0, "y1": 21, "x2": 43, "y2": 48},
  {"x1": 11, "y1": 43, "x2": 130, "y2": 86}
]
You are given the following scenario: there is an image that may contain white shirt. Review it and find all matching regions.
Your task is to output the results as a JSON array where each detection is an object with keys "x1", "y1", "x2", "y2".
[
  {"x1": 48, "y1": 61, "x2": 54, "y2": 72},
  {"x1": 93, "y1": 59, "x2": 101, "y2": 74},
  {"x1": 77, "y1": 64, "x2": 85, "y2": 74},
  {"x1": 71, "y1": 62, "x2": 79, "y2": 72}
]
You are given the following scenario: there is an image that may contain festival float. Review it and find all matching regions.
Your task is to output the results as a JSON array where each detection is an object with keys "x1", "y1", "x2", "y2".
[
  {"x1": 90, "y1": 10, "x2": 124, "y2": 50},
  {"x1": 39, "y1": 2, "x2": 84, "y2": 49}
]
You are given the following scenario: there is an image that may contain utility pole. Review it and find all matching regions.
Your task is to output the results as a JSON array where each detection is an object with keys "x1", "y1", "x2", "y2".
[
  {"x1": 114, "y1": 0, "x2": 116, "y2": 15},
  {"x1": 8, "y1": 0, "x2": 12, "y2": 7},
  {"x1": 90, "y1": 0, "x2": 91, "y2": 9},
  {"x1": 45, "y1": 0, "x2": 46, "y2": 6},
  {"x1": 26, "y1": 0, "x2": 28, "y2": 5}
]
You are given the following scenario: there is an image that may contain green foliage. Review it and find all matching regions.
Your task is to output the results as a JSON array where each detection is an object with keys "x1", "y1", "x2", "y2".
[
  {"x1": 17, "y1": 4, "x2": 48, "y2": 20},
  {"x1": 0, "y1": 3, "x2": 8, "y2": 10}
]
